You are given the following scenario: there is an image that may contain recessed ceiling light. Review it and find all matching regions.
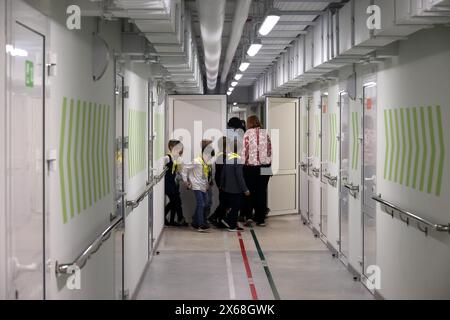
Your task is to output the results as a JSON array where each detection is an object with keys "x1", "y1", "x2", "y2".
[
  {"x1": 259, "y1": 15, "x2": 280, "y2": 36},
  {"x1": 239, "y1": 61, "x2": 250, "y2": 72}
]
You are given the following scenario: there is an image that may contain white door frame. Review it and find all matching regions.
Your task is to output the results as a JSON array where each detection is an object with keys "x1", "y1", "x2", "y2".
[{"x1": 265, "y1": 96, "x2": 300, "y2": 216}]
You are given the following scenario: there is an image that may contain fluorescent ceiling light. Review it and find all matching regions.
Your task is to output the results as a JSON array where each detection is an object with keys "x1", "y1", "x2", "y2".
[
  {"x1": 231, "y1": 81, "x2": 238, "y2": 87},
  {"x1": 6, "y1": 44, "x2": 28, "y2": 57},
  {"x1": 239, "y1": 62, "x2": 250, "y2": 72},
  {"x1": 227, "y1": 91, "x2": 232, "y2": 96},
  {"x1": 235, "y1": 74, "x2": 243, "y2": 81},
  {"x1": 233, "y1": 102, "x2": 238, "y2": 106},
  {"x1": 258, "y1": 15, "x2": 280, "y2": 36},
  {"x1": 247, "y1": 43, "x2": 262, "y2": 57},
  {"x1": 229, "y1": 87, "x2": 235, "y2": 92},
  {"x1": 364, "y1": 82, "x2": 377, "y2": 88}
]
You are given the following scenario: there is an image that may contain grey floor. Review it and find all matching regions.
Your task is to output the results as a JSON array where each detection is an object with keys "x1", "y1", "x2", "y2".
[{"x1": 136, "y1": 215, "x2": 373, "y2": 300}]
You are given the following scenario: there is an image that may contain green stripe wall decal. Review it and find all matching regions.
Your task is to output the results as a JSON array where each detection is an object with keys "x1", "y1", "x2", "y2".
[
  {"x1": 80, "y1": 101, "x2": 88, "y2": 210},
  {"x1": 128, "y1": 109, "x2": 147, "y2": 178},
  {"x1": 303, "y1": 116, "x2": 307, "y2": 154},
  {"x1": 351, "y1": 112, "x2": 360, "y2": 170},
  {"x1": 59, "y1": 97, "x2": 112, "y2": 224},
  {"x1": 316, "y1": 114, "x2": 321, "y2": 157},
  {"x1": 67, "y1": 99, "x2": 75, "y2": 218},
  {"x1": 59, "y1": 98, "x2": 69, "y2": 224},
  {"x1": 352, "y1": 112, "x2": 356, "y2": 169},
  {"x1": 328, "y1": 113, "x2": 338, "y2": 164},
  {"x1": 383, "y1": 110, "x2": 389, "y2": 180},
  {"x1": 333, "y1": 113, "x2": 337, "y2": 164},
  {"x1": 74, "y1": 100, "x2": 82, "y2": 214},
  {"x1": 383, "y1": 106, "x2": 446, "y2": 197},
  {"x1": 329, "y1": 114, "x2": 333, "y2": 162}
]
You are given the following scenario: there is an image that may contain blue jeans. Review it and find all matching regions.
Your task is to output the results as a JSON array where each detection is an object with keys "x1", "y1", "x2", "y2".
[
  {"x1": 193, "y1": 190, "x2": 208, "y2": 227},
  {"x1": 204, "y1": 188, "x2": 213, "y2": 221}
]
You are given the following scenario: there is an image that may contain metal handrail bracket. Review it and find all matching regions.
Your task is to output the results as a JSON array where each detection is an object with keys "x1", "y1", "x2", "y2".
[
  {"x1": 372, "y1": 195, "x2": 450, "y2": 236},
  {"x1": 126, "y1": 167, "x2": 168, "y2": 210},
  {"x1": 312, "y1": 167, "x2": 320, "y2": 178},
  {"x1": 55, "y1": 216, "x2": 123, "y2": 275}
]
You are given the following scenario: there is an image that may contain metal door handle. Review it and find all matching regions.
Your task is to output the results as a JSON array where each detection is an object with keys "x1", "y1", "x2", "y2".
[{"x1": 344, "y1": 183, "x2": 360, "y2": 198}]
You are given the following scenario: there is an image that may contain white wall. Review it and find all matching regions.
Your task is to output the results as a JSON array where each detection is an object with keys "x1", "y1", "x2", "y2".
[
  {"x1": 0, "y1": 0, "x2": 7, "y2": 300},
  {"x1": 376, "y1": 26, "x2": 450, "y2": 299}
]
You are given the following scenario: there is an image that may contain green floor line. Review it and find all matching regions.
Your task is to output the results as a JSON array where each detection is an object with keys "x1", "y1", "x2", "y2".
[{"x1": 250, "y1": 229, "x2": 281, "y2": 300}]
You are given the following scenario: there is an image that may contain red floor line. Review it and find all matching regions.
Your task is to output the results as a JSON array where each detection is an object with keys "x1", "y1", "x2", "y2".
[{"x1": 237, "y1": 231, "x2": 259, "y2": 300}]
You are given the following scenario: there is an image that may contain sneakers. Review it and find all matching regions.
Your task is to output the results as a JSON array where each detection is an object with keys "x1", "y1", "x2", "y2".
[
  {"x1": 244, "y1": 219, "x2": 253, "y2": 227},
  {"x1": 166, "y1": 221, "x2": 180, "y2": 227},
  {"x1": 256, "y1": 222, "x2": 267, "y2": 227},
  {"x1": 198, "y1": 225, "x2": 210, "y2": 232},
  {"x1": 228, "y1": 227, "x2": 244, "y2": 232},
  {"x1": 193, "y1": 224, "x2": 210, "y2": 232},
  {"x1": 177, "y1": 218, "x2": 189, "y2": 227},
  {"x1": 220, "y1": 219, "x2": 231, "y2": 229}
]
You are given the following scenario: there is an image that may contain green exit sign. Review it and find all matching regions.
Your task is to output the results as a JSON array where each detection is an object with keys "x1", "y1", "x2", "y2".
[{"x1": 25, "y1": 60, "x2": 34, "y2": 88}]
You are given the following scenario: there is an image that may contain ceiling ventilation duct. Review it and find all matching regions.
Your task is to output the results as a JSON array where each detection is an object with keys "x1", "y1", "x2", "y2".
[
  {"x1": 220, "y1": 0, "x2": 252, "y2": 84},
  {"x1": 196, "y1": 0, "x2": 226, "y2": 91}
]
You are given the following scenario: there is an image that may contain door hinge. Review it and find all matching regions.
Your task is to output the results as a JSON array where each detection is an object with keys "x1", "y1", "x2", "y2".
[
  {"x1": 120, "y1": 289, "x2": 130, "y2": 300},
  {"x1": 123, "y1": 86, "x2": 130, "y2": 99},
  {"x1": 123, "y1": 137, "x2": 129, "y2": 149}
]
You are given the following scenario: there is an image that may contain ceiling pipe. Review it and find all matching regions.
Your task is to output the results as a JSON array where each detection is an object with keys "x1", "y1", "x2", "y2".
[
  {"x1": 220, "y1": 0, "x2": 252, "y2": 85},
  {"x1": 196, "y1": 0, "x2": 226, "y2": 91}
]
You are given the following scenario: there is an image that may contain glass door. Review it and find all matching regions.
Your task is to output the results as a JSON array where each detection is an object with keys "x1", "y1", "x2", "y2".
[
  {"x1": 7, "y1": 20, "x2": 46, "y2": 300},
  {"x1": 362, "y1": 82, "x2": 377, "y2": 282},
  {"x1": 339, "y1": 92, "x2": 350, "y2": 260}
]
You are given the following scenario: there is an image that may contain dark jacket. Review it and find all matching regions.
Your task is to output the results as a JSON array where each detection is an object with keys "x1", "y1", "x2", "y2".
[
  {"x1": 165, "y1": 154, "x2": 179, "y2": 195},
  {"x1": 220, "y1": 156, "x2": 248, "y2": 194},
  {"x1": 215, "y1": 153, "x2": 226, "y2": 188}
]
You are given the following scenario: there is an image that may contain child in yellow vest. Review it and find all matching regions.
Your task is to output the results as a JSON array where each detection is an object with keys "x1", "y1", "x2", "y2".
[{"x1": 181, "y1": 140, "x2": 214, "y2": 232}]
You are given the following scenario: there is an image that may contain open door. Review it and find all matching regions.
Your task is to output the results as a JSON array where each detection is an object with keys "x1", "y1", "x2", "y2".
[
  {"x1": 6, "y1": 2, "x2": 48, "y2": 299},
  {"x1": 266, "y1": 97, "x2": 299, "y2": 216}
]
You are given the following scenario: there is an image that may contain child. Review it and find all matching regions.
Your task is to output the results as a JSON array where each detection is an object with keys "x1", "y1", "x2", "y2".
[
  {"x1": 220, "y1": 137, "x2": 250, "y2": 232},
  {"x1": 182, "y1": 140, "x2": 215, "y2": 232},
  {"x1": 208, "y1": 137, "x2": 228, "y2": 227},
  {"x1": 164, "y1": 140, "x2": 187, "y2": 227}
]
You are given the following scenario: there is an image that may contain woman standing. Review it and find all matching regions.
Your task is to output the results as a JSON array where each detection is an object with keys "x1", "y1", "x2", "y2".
[{"x1": 241, "y1": 116, "x2": 272, "y2": 226}]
